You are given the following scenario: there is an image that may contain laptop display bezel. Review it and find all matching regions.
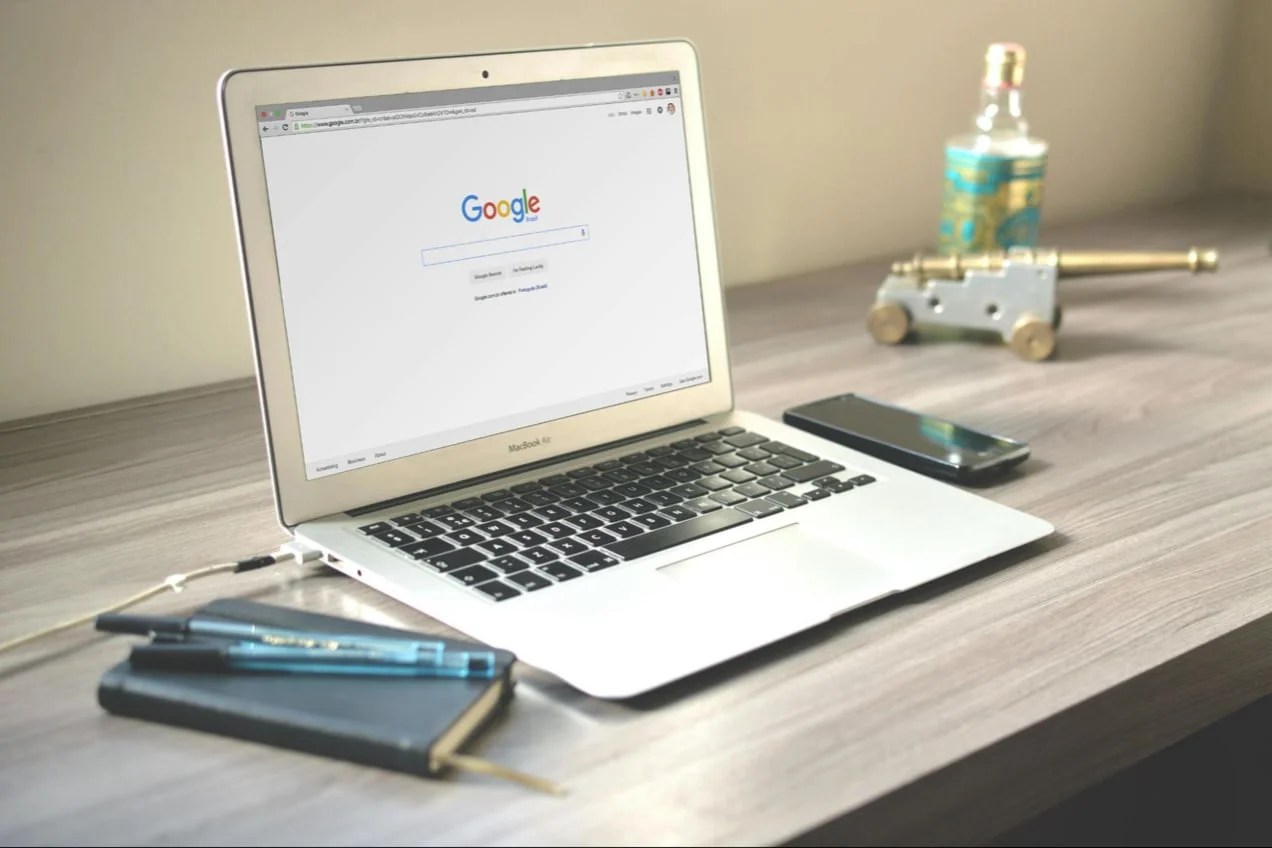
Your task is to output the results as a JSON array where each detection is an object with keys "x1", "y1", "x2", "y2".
[{"x1": 219, "y1": 41, "x2": 733, "y2": 528}]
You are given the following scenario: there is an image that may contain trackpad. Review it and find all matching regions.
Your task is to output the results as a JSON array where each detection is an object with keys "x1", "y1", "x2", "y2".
[{"x1": 658, "y1": 524, "x2": 895, "y2": 614}]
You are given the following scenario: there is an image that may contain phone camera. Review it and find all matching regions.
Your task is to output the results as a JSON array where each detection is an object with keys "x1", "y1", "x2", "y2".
[{"x1": 481, "y1": 70, "x2": 489, "y2": 79}]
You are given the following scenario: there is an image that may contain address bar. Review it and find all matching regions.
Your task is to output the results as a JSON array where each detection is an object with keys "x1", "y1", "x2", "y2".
[{"x1": 287, "y1": 90, "x2": 636, "y2": 135}]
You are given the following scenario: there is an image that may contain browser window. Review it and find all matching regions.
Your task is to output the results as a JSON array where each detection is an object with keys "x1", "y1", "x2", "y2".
[{"x1": 256, "y1": 73, "x2": 708, "y2": 479}]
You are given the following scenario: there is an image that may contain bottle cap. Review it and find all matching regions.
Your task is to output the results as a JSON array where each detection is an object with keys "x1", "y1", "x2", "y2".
[{"x1": 984, "y1": 42, "x2": 1026, "y2": 88}]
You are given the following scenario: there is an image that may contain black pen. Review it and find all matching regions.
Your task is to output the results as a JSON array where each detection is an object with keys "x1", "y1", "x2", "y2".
[
  {"x1": 96, "y1": 613, "x2": 445, "y2": 654},
  {"x1": 129, "y1": 642, "x2": 498, "y2": 678}
]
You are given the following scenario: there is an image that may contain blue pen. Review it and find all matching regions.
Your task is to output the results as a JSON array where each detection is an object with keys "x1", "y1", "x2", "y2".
[
  {"x1": 96, "y1": 613, "x2": 446, "y2": 655},
  {"x1": 128, "y1": 641, "x2": 498, "y2": 679}
]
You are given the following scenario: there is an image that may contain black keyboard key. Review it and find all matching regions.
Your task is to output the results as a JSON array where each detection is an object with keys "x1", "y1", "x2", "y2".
[
  {"x1": 737, "y1": 499, "x2": 784, "y2": 518},
  {"x1": 767, "y1": 491, "x2": 808, "y2": 509},
  {"x1": 511, "y1": 481, "x2": 542, "y2": 494},
  {"x1": 589, "y1": 489, "x2": 625, "y2": 506},
  {"x1": 850, "y1": 474, "x2": 877, "y2": 486},
  {"x1": 721, "y1": 468, "x2": 755, "y2": 484},
  {"x1": 561, "y1": 496, "x2": 598, "y2": 513},
  {"x1": 646, "y1": 446, "x2": 676, "y2": 457},
  {"x1": 639, "y1": 474, "x2": 675, "y2": 491},
  {"x1": 359, "y1": 522, "x2": 394, "y2": 535},
  {"x1": 691, "y1": 460, "x2": 726, "y2": 475},
  {"x1": 614, "y1": 482, "x2": 652, "y2": 498},
  {"x1": 717, "y1": 426, "x2": 745, "y2": 436},
  {"x1": 579, "y1": 528, "x2": 618, "y2": 546},
  {"x1": 539, "y1": 521, "x2": 575, "y2": 539},
  {"x1": 760, "y1": 475, "x2": 794, "y2": 491},
  {"x1": 369, "y1": 528, "x2": 415, "y2": 547},
  {"x1": 685, "y1": 497, "x2": 722, "y2": 513},
  {"x1": 652, "y1": 455, "x2": 685, "y2": 470},
  {"x1": 723, "y1": 432, "x2": 767, "y2": 448},
  {"x1": 607, "y1": 509, "x2": 752, "y2": 560},
  {"x1": 390, "y1": 513, "x2": 423, "y2": 526},
  {"x1": 400, "y1": 537, "x2": 456, "y2": 559},
  {"x1": 818, "y1": 478, "x2": 854, "y2": 493},
  {"x1": 671, "y1": 439, "x2": 697, "y2": 450},
  {"x1": 677, "y1": 447, "x2": 713, "y2": 463},
  {"x1": 663, "y1": 467, "x2": 700, "y2": 483},
  {"x1": 696, "y1": 475, "x2": 734, "y2": 492},
  {"x1": 595, "y1": 459, "x2": 623, "y2": 471},
  {"x1": 622, "y1": 497, "x2": 658, "y2": 514},
  {"x1": 507, "y1": 512, "x2": 543, "y2": 530},
  {"x1": 628, "y1": 462, "x2": 662, "y2": 477},
  {"x1": 602, "y1": 468, "x2": 640, "y2": 484},
  {"x1": 710, "y1": 489, "x2": 748, "y2": 506},
  {"x1": 478, "y1": 541, "x2": 516, "y2": 559},
  {"x1": 477, "y1": 538, "x2": 518, "y2": 557},
  {"x1": 539, "y1": 474, "x2": 570, "y2": 486},
  {"x1": 429, "y1": 548, "x2": 486, "y2": 571},
  {"x1": 695, "y1": 432, "x2": 724, "y2": 442},
  {"x1": 567, "y1": 467, "x2": 597, "y2": 479},
  {"x1": 563, "y1": 514, "x2": 604, "y2": 531},
  {"x1": 805, "y1": 488, "x2": 832, "y2": 501},
  {"x1": 646, "y1": 490, "x2": 682, "y2": 507},
  {"x1": 438, "y1": 514, "x2": 474, "y2": 530},
  {"x1": 733, "y1": 481, "x2": 772, "y2": 498},
  {"x1": 488, "y1": 555, "x2": 530, "y2": 574},
  {"x1": 453, "y1": 497, "x2": 483, "y2": 510},
  {"x1": 737, "y1": 446, "x2": 772, "y2": 462},
  {"x1": 714, "y1": 453, "x2": 749, "y2": 468},
  {"x1": 745, "y1": 461, "x2": 781, "y2": 477},
  {"x1": 549, "y1": 482, "x2": 588, "y2": 499},
  {"x1": 519, "y1": 546, "x2": 559, "y2": 565},
  {"x1": 465, "y1": 504, "x2": 504, "y2": 522},
  {"x1": 767, "y1": 454, "x2": 803, "y2": 470},
  {"x1": 632, "y1": 513, "x2": 672, "y2": 530},
  {"x1": 782, "y1": 460, "x2": 847, "y2": 484},
  {"x1": 447, "y1": 528, "x2": 485, "y2": 546},
  {"x1": 703, "y1": 442, "x2": 734, "y2": 456},
  {"x1": 509, "y1": 529, "x2": 549, "y2": 548},
  {"x1": 594, "y1": 505, "x2": 631, "y2": 522},
  {"x1": 481, "y1": 489, "x2": 513, "y2": 502},
  {"x1": 607, "y1": 520, "x2": 644, "y2": 539},
  {"x1": 571, "y1": 550, "x2": 621, "y2": 572},
  {"x1": 402, "y1": 520, "x2": 447, "y2": 539},
  {"x1": 536, "y1": 504, "x2": 572, "y2": 521},
  {"x1": 579, "y1": 477, "x2": 611, "y2": 492},
  {"x1": 764, "y1": 441, "x2": 819, "y2": 462},
  {"x1": 450, "y1": 564, "x2": 499, "y2": 586},
  {"x1": 547, "y1": 538, "x2": 589, "y2": 557},
  {"x1": 521, "y1": 491, "x2": 559, "y2": 507},
  {"x1": 620, "y1": 451, "x2": 647, "y2": 463},
  {"x1": 660, "y1": 505, "x2": 697, "y2": 522},
  {"x1": 509, "y1": 571, "x2": 552, "y2": 591},
  {"x1": 670, "y1": 483, "x2": 710, "y2": 499},
  {"x1": 540, "y1": 562, "x2": 583, "y2": 582},
  {"x1": 423, "y1": 505, "x2": 453, "y2": 517},
  {"x1": 498, "y1": 496, "x2": 532, "y2": 514},
  {"x1": 475, "y1": 520, "x2": 515, "y2": 537},
  {"x1": 475, "y1": 580, "x2": 520, "y2": 601}
]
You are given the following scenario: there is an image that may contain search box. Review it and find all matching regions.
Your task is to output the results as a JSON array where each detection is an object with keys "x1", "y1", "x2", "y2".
[{"x1": 420, "y1": 224, "x2": 590, "y2": 267}]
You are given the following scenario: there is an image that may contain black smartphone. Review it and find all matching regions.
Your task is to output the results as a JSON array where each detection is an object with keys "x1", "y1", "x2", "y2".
[{"x1": 782, "y1": 393, "x2": 1030, "y2": 484}]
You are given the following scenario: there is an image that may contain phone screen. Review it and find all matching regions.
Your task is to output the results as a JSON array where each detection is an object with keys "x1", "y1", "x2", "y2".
[{"x1": 793, "y1": 394, "x2": 1024, "y2": 466}]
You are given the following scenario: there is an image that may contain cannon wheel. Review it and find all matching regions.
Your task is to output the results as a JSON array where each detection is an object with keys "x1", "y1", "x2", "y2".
[
  {"x1": 1009, "y1": 314, "x2": 1057, "y2": 362},
  {"x1": 867, "y1": 302, "x2": 912, "y2": 345}
]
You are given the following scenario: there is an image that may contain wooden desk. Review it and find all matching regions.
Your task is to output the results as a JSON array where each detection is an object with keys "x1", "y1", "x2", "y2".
[{"x1": 2, "y1": 198, "x2": 1270, "y2": 845}]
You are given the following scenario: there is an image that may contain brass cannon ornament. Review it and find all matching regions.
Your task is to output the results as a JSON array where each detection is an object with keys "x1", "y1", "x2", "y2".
[{"x1": 867, "y1": 248, "x2": 1219, "y2": 361}]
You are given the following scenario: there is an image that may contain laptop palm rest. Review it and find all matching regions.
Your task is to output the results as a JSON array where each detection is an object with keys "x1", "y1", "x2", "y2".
[{"x1": 657, "y1": 524, "x2": 896, "y2": 616}]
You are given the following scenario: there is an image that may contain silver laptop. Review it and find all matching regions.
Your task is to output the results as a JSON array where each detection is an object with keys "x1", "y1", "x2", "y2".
[{"x1": 219, "y1": 40, "x2": 1052, "y2": 698}]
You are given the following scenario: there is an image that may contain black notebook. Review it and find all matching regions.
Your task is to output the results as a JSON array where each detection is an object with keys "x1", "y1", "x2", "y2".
[{"x1": 97, "y1": 599, "x2": 537, "y2": 786}]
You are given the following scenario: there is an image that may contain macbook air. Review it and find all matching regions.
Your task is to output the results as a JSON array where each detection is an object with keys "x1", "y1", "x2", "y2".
[{"x1": 219, "y1": 40, "x2": 1053, "y2": 698}]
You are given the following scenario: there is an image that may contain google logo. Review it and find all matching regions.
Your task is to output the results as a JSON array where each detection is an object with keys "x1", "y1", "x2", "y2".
[{"x1": 461, "y1": 190, "x2": 541, "y2": 223}]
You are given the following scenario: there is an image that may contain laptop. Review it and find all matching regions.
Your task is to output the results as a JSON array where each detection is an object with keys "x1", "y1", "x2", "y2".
[{"x1": 219, "y1": 40, "x2": 1052, "y2": 698}]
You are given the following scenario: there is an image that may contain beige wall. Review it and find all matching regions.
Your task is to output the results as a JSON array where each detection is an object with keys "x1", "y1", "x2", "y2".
[
  {"x1": 1212, "y1": 0, "x2": 1272, "y2": 192},
  {"x1": 0, "y1": 0, "x2": 1253, "y2": 422}
]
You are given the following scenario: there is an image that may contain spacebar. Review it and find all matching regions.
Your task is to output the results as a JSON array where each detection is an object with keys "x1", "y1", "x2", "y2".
[{"x1": 606, "y1": 510, "x2": 753, "y2": 560}]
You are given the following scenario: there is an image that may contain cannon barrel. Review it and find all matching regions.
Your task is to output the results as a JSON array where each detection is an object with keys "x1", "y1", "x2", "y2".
[{"x1": 891, "y1": 248, "x2": 1219, "y2": 281}]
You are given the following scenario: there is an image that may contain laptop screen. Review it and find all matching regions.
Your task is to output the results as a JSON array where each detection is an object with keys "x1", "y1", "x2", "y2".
[{"x1": 255, "y1": 72, "x2": 711, "y2": 480}]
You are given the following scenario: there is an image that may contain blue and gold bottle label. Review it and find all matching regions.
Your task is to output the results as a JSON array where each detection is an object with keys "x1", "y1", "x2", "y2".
[{"x1": 938, "y1": 148, "x2": 1046, "y2": 253}]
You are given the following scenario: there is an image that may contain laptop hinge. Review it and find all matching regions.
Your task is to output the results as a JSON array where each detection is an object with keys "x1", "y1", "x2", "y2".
[{"x1": 346, "y1": 418, "x2": 709, "y2": 517}]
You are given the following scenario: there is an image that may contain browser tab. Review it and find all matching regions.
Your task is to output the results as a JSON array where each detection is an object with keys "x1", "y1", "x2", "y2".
[{"x1": 285, "y1": 105, "x2": 354, "y2": 119}]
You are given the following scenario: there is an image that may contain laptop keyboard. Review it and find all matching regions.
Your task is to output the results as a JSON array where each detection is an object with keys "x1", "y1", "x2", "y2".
[{"x1": 355, "y1": 427, "x2": 875, "y2": 602}]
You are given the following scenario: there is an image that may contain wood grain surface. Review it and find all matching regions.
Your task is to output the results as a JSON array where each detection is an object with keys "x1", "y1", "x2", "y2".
[{"x1": 2, "y1": 198, "x2": 1270, "y2": 846}]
